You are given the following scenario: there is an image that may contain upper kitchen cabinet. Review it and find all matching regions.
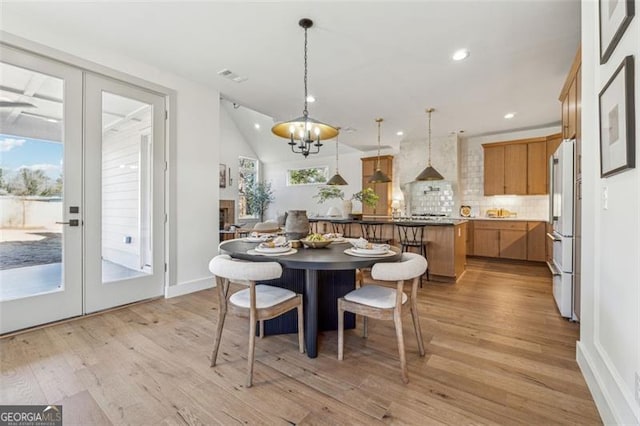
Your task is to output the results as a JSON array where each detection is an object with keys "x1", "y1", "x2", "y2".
[
  {"x1": 559, "y1": 47, "x2": 581, "y2": 140},
  {"x1": 483, "y1": 137, "x2": 552, "y2": 195},
  {"x1": 361, "y1": 155, "x2": 393, "y2": 217}
]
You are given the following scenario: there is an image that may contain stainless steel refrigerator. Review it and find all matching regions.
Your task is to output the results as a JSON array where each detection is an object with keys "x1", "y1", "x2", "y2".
[{"x1": 548, "y1": 139, "x2": 576, "y2": 320}]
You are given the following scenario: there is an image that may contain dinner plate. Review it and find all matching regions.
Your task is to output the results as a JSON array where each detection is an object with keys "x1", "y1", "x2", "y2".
[
  {"x1": 246, "y1": 236, "x2": 271, "y2": 242},
  {"x1": 344, "y1": 248, "x2": 396, "y2": 258},
  {"x1": 329, "y1": 237, "x2": 347, "y2": 243},
  {"x1": 351, "y1": 246, "x2": 389, "y2": 255},
  {"x1": 255, "y1": 245, "x2": 291, "y2": 254}
]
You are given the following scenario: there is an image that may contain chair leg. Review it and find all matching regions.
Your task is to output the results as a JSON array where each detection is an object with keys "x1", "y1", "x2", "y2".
[
  {"x1": 211, "y1": 279, "x2": 228, "y2": 367},
  {"x1": 362, "y1": 317, "x2": 368, "y2": 339},
  {"x1": 247, "y1": 313, "x2": 257, "y2": 387},
  {"x1": 410, "y1": 300, "x2": 425, "y2": 357},
  {"x1": 297, "y1": 297, "x2": 305, "y2": 354},
  {"x1": 337, "y1": 300, "x2": 345, "y2": 360},
  {"x1": 393, "y1": 310, "x2": 409, "y2": 384},
  {"x1": 259, "y1": 320, "x2": 264, "y2": 339}
]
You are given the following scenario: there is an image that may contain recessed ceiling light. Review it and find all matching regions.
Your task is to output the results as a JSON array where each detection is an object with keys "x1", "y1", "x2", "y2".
[
  {"x1": 306, "y1": 95, "x2": 316, "y2": 103},
  {"x1": 504, "y1": 112, "x2": 516, "y2": 119},
  {"x1": 254, "y1": 123, "x2": 260, "y2": 129},
  {"x1": 452, "y1": 49, "x2": 470, "y2": 61},
  {"x1": 396, "y1": 131, "x2": 404, "y2": 136}
]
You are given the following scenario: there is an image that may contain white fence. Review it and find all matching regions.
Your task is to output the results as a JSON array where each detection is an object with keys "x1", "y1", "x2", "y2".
[{"x1": 0, "y1": 196, "x2": 62, "y2": 229}]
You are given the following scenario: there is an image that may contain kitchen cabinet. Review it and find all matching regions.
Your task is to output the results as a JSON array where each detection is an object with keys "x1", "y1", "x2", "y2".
[
  {"x1": 361, "y1": 155, "x2": 392, "y2": 217},
  {"x1": 426, "y1": 222, "x2": 467, "y2": 281},
  {"x1": 483, "y1": 138, "x2": 552, "y2": 196},
  {"x1": 472, "y1": 220, "x2": 531, "y2": 261},
  {"x1": 527, "y1": 141, "x2": 547, "y2": 195},
  {"x1": 527, "y1": 221, "x2": 546, "y2": 262},
  {"x1": 466, "y1": 220, "x2": 474, "y2": 256}
]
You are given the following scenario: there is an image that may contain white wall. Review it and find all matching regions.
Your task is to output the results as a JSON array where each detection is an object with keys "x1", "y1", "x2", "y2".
[
  {"x1": 263, "y1": 152, "x2": 365, "y2": 220},
  {"x1": 459, "y1": 126, "x2": 561, "y2": 220},
  {"x1": 1, "y1": 20, "x2": 220, "y2": 293},
  {"x1": 578, "y1": 1, "x2": 640, "y2": 424},
  {"x1": 219, "y1": 102, "x2": 260, "y2": 223}
]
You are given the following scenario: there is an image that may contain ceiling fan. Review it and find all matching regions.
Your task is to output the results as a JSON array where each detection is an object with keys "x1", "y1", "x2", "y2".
[{"x1": 0, "y1": 101, "x2": 36, "y2": 108}]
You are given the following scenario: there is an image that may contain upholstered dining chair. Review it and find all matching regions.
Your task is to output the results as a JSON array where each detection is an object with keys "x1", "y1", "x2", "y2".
[
  {"x1": 209, "y1": 254, "x2": 304, "y2": 387},
  {"x1": 337, "y1": 252, "x2": 427, "y2": 383}
]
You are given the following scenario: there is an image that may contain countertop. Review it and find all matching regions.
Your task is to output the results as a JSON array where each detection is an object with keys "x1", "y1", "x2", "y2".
[
  {"x1": 452, "y1": 216, "x2": 548, "y2": 222},
  {"x1": 308, "y1": 216, "x2": 468, "y2": 226}
]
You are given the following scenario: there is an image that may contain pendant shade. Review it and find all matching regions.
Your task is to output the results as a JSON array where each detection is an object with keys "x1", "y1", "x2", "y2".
[
  {"x1": 415, "y1": 165, "x2": 445, "y2": 181},
  {"x1": 415, "y1": 108, "x2": 444, "y2": 181},
  {"x1": 368, "y1": 118, "x2": 391, "y2": 184},
  {"x1": 327, "y1": 173, "x2": 348, "y2": 185}
]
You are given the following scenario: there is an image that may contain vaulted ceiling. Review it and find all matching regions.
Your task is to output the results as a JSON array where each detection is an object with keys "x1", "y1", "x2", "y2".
[{"x1": 1, "y1": 1, "x2": 580, "y2": 157}]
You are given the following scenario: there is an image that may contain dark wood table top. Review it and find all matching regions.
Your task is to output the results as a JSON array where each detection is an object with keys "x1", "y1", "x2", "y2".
[{"x1": 219, "y1": 239, "x2": 402, "y2": 270}]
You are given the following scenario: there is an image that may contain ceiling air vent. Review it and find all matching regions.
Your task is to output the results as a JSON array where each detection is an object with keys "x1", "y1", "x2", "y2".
[{"x1": 217, "y1": 69, "x2": 248, "y2": 83}]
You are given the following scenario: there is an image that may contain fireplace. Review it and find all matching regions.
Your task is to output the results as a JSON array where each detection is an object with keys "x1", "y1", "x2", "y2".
[{"x1": 219, "y1": 200, "x2": 235, "y2": 230}]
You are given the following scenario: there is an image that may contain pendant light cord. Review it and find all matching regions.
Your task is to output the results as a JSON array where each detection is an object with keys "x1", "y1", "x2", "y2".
[
  {"x1": 427, "y1": 108, "x2": 433, "y2": 166},
  {"x1": 376, "y1": 118, "x2": 383, "y2": 170},
  {"x1": 303, "y1": 26, "x2": 309, "y2": 118},
  {"x1": 335, "y1": 129, "x2": 340, "y2": 172}
]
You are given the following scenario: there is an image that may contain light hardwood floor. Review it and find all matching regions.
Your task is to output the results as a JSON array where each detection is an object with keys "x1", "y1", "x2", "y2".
[{"x1": 0, "y1": 258, "x2": 601, "y2": 425}]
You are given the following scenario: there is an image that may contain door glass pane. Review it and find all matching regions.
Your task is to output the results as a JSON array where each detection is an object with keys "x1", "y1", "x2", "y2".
[
  {"x1": 0, "y1": 62, "x2": 64, "y2": 300},
  {"x1": 101, "y1": 91, "x2": 153, "y2": 283}
]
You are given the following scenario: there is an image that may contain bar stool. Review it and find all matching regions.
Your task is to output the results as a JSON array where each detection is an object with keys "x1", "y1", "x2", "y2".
[
  {"x1": 360, "y1": 221, "x2": 391, "y2": 244},
  {"x1": 208, "y1": 255, "x2": 305, "y2": 387},
  {"x1": 395, "y1": 223, "x2": 429, "y2": 283},
  {"x1": 330, "y1": 220, "x2": 355, "y2": 238},
  {"x1": 337, "y1": 253, "x2": 427, "y2": 383},
  {"x1": 308, "y1": 219, "x2": 320, "y2": 234}
]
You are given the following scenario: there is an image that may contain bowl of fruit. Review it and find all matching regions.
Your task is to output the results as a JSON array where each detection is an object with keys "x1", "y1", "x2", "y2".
[{"x1": 301, "y1": 233, "x2": 332, "y2": 249}]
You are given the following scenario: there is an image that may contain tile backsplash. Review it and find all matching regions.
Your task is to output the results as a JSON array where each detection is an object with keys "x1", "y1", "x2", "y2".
[{"x1": 407, "y1": 181, "x2": 455, "y2": 216}]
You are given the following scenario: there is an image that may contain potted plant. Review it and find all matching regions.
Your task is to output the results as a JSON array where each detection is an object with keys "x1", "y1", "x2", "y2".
[
  {"x1": 244, "y1": 180, "x2": 275, "y2": 222},
  {"x1": 352, "y1": 187, "x2": 380, "y2": 208},
  {"x1": 313, "y1": 186, "x2": 344, "y2": 203}
]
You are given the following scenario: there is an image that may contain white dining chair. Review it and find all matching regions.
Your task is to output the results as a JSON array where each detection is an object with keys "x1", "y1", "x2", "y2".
[
  {"x1": 337, "y1": 252, "x2": 427, "y2": 383},
  {"x1": 209, "y1": 254, "x2": 304, "y2": 387}
]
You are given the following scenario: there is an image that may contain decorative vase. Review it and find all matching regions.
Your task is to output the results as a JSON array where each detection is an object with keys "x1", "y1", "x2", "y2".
[
  {"x1": 342, "y1": 200, "x2": 353, "y2": 218},
  {"x1": 284, "y1": 210, "x2": 310, "y2": 240}
]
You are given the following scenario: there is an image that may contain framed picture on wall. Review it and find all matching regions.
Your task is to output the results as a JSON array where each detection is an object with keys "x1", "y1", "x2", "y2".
[
  {"x1": 599, "y1": 0, "x2": 635, "y2": 64},
  {"x1": 599, "y1": 55, "x2": 635, "y2": 178},
  {"x1": 219, "y1": 164, "x2": 227, "y2": 188}
]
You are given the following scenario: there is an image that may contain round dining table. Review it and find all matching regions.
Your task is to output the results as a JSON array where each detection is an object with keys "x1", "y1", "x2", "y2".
[{"x1": 219, "y1": 238, "x2": 402, "y2": 358}]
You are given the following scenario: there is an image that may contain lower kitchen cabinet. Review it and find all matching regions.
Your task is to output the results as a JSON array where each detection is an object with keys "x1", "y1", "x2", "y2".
[{"x1": 472, "y1": 220, "x2": 544, "y2": 261}]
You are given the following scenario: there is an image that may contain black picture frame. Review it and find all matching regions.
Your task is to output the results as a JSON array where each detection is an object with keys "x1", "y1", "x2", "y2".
[
  {"x1": 219, "y1": 164, "x2": 227, "y2": 188},
  {"x1": 599, "y1": 0, "x2": 635, "y2": 64},
  {"x1": 599, "y1": 55, "x2": 635, "y2": 178}
]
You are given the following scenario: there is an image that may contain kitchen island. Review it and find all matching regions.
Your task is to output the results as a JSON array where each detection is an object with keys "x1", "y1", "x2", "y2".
[{"x1": 309, "y1": 217, "x2": 468, "y2": 282}]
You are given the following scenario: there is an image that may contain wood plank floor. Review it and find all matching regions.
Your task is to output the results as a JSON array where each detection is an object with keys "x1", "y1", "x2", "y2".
[{"x1": 0, "y1": 258, "x2": 601, "y2": 425}]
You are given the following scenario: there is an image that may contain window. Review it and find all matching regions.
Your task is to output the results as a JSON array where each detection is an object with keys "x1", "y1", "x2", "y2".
[
  {"x1": 286, "y1": 166, "x2": 328, "y2": 186},
  {"x1": 238, "y1": 156, "x2": 259, "y2": 219}
]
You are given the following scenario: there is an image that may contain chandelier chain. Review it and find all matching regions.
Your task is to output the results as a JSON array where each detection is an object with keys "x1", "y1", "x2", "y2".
[
  {"x1": 428, "y1": 109, "x2": 432, "y2": 166},
  {"x1": 303, "y1": 26, "x2": 309, "y2": 118}
]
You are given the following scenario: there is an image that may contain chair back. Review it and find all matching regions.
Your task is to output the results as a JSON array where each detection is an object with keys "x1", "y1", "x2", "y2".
[
  {"x1": 331, "y1": 221, "x2": 351, "y2": 237},
  {"x1": 371, "y1": 252, "x2": 427, "y2": 282},
  {"x1": 360, "y1": 221, "x2": 388, "y2": 243},
  {"x1": 209, "y1": 254, "x2": 282, "y2": 284},
  {"x1": 395, "y1": 223, "x2": 426, "y2": 246}
]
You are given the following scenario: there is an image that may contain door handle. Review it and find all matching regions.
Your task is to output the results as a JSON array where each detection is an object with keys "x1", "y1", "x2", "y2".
[{"x1": 56, "y1": 219, "x2": 80, "y2": 226}]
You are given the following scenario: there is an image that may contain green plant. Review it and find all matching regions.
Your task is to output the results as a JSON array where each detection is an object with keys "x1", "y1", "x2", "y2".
[
  {"x1": 313, "y1": 186, "x2": 344, "y2": 203},
  {"x1": 352, "y1": 187, "x2": 379, "y2": 207},
  {"x1": 244, "y1": 180, "x2": 275, "y2": 221}
]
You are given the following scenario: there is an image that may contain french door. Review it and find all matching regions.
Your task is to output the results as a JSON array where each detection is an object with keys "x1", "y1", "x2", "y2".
[
  {"x1": 84, "y1": 74, "x2": 165, "y2": 313},
  {"x1": 0, "y1": 47, "x2": 166, "y2": 334}
]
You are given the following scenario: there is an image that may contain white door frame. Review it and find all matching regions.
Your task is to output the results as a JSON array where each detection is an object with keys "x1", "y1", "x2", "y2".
[
  {"x1": 0, "y1": 46, "x2": 83, "y2": 333},
  {"x1": 84, "y1": 73, "x2": 166, "y2": 314}
]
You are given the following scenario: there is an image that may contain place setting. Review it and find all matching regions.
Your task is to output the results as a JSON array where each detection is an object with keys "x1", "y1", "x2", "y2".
[
  {"x1": 247, "y1": 236, "x2": 297, "y2": 256},
  {"x1": 344, "y1": 237, "x2": 396, "y2": 258}
]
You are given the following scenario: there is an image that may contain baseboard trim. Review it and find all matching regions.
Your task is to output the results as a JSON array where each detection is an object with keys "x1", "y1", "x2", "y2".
[
  {"x1": 576, "y1": 341, "x2": 618, "y2": 425},
  {"x1": 165, "y1": 276, "x2": 214, "y2": 298}
]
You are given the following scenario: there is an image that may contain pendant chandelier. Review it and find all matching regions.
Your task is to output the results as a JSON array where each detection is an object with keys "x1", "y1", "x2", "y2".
[
  {"x1": 271, "y1": 18, "x2": 338, "y2": 158},
  {"x1": 368, "y1": 118, "x2": 391, "y2": 183},
  {"x1": 327, "y1": 127, "x2": 348, "y2": 185},
  {"x1": 415, "y1": 108, "x2": 444, "y2": 181}
]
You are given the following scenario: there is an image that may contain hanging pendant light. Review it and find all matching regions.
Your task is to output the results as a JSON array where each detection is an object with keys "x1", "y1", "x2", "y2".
[
  {"x1": 415, "y1": 108, "x2": 444, "y2": 181},
  {"x1": 369, "y1": 118, "x2": 392, "y2": 183},
  {"x1": 271, "y1": 18, "x2": 338, "y2": 158},
  {"x1": 327, "y1": 127, "x2": 348, "y2": 185}
]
